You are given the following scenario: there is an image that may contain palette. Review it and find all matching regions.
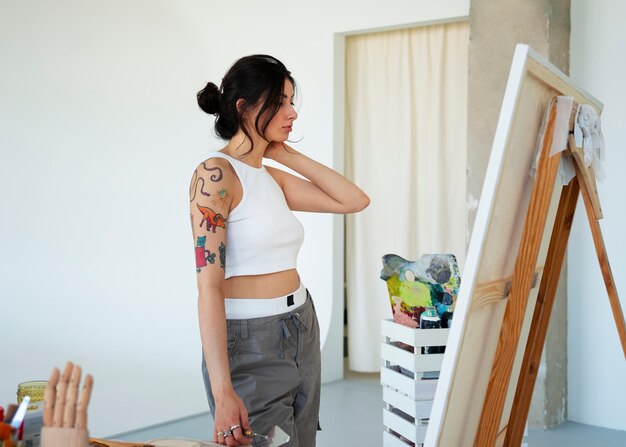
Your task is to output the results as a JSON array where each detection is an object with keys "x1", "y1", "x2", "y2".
[{"x1": 381, "y1": 254, "x2": 461, "y2": 328}]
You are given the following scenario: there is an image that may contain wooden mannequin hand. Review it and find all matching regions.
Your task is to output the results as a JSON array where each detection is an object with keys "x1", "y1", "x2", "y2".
[{"x1": 41, "y1": 361, "x2": 93, "y2": 447}]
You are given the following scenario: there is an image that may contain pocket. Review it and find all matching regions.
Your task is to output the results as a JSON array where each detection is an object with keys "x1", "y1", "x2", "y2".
[
  {"x1": 237, "y1": 326, "x2": 283, "y2": 358},
  {"x1": 303, "y1": 302, "x2": 321, "y2": 348},
  {"x1": 226, "y1": 332, "x2": 241, "y2": 356}
]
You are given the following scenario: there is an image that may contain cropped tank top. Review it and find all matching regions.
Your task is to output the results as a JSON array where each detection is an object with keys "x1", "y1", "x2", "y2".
[{"x1": 208, "y1": 152, "x2": 305, "y2": 279}]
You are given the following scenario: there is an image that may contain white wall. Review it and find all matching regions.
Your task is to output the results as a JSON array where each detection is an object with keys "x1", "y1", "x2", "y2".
[
  {"x1": 569, "y1": 0, "x2": 626, "y2": 431},
  {"x1": 0, "y1": 0, "x2": 469, "y2": 436}
]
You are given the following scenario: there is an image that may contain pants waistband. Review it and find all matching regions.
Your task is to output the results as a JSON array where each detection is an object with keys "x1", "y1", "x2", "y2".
[{"x1": 224, "y1": 283, "x2": 307, "y2": 319}]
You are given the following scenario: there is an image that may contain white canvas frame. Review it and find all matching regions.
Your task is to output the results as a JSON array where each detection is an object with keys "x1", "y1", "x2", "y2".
[{"x1": 424, "y1": 44, "x2": 602, "y2": 447}]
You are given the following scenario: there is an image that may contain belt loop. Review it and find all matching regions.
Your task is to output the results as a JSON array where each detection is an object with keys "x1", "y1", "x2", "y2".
[{"x1": 241, "y1": 319, "x2": 248, "y2": 340}]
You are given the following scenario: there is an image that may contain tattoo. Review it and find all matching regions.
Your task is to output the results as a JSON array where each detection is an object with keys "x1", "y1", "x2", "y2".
[
  {"x1": 195, "y1": 236, "x2": 216, "y2": 272},
  {"x1": 196, "y1": 203, "x2": 226, "y2": 233},
  {"x1": 207, "y1": 251, "x2": 216, "y2": 264},
  {"x1": 211, "y1": 187, "x2": 229, "y2": 210},
  {"x1": 219, "y1": 242, "x2": 226, "y2": 270},
  {"x1": 190, "y1": 162, "x2": 224, "y2": 202},
  {"x1": 189, "y1": 170, "x2": 212, "y2": 203},
  {"x1": 201, "y1": 163, "x2": 223, "y2": 182}
]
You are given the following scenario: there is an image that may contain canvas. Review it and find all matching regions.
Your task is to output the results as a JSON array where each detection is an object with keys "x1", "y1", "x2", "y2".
[{"x1": 424, "y1": 44, "x2": 606, "y2": 447}]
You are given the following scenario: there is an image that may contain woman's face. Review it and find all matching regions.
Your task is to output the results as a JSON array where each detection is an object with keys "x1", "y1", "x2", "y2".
[{"x1": 247, "y1": 79, "x2": 298, "y2": 143}]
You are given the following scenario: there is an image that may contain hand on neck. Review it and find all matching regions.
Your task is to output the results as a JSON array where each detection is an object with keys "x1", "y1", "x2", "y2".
[{"x1": 223, "y1": 129, "x2": 268, "y2": 168}]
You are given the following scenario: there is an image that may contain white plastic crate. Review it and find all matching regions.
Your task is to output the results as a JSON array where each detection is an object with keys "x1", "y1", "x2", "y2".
[
  {"x1": 381, "y1": 319, "x2": 530, "y2": 447},
  {"x1": 383, "y1": 430, "x2": 415, "y2": 447},
  {"x1": 383, "y1": 387, "x2": 433, "y2": 420},
  {"x1": 381, "y1": 319, "x2": 450, "y2": 446},
  {"x1": 380, "y1": 366, "x2": 439, "y2": 402},
  {"x1": 381, "y1": 319, "x2": 449, "y2": 400},
  {"x1": 383, "y1": 407, "x2": 428, "y2": 445}
]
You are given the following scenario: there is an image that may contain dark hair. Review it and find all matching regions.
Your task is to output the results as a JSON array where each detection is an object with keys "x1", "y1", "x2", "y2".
[{"x1": 197, "y1": 55, "x2": 296, "y2": 149}]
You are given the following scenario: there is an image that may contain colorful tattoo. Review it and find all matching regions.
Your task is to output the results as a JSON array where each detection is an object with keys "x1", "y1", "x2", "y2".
[
  {"x1": 206, "y1": 251, "x2": 216, "y2": 264},
  {"x1": 201, "y1": 163, "x2": 223, "y2": 182},
  {"x1": 189, "y1": 170, "x2": 212, "y2": 203},
  {"x1": 211, "y1": 187, "x2": 229, "y2": 210},
  {"x1": 195, "y1": 236, "x2": 216, "y2": 272},
  {"x1": 219, "y1": 242, "x2": 226, "y2": 269},
  {"x1": 196, "y1": 204, "x2": 226, "y2": 233}
]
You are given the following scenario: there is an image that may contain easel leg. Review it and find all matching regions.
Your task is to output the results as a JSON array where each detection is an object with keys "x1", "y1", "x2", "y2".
[
  {"x1": 504, "y1": 177, "x2": 580, "y2": 447},
  {"x1": 577, "y1": 166, "x2": 626, "y2": 358}
]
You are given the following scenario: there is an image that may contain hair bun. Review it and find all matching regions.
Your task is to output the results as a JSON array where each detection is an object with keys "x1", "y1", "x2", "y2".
[{"x1": 197, "y1": 82, "x2": 221, "y2": 115}]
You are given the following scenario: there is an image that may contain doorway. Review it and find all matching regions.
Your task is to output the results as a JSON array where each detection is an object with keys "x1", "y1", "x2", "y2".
[{"x1": 342, "y1": 21, "x2": 469, "y2": 371}]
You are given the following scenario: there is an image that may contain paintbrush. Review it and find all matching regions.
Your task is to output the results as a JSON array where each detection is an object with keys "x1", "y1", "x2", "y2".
[
  {"x1": 244, "y1": 425, "x2": 290, "y2": 447},
  {"x1": 0, "y1": 397, "x2": 31, "y2": 447},
  {"x1": 89, "y1": 440, "x2": 156, "y2": 447}
]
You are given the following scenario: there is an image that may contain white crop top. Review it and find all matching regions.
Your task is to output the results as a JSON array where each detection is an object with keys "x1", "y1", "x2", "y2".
[{"x1": 208, "y1": 152, "x2": 305, "y2": 279}]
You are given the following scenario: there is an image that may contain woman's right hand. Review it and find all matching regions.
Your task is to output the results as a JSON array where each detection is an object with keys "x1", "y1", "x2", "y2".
[{"x1": 213, "y1": 388, "x2": 252, "y2": 446}]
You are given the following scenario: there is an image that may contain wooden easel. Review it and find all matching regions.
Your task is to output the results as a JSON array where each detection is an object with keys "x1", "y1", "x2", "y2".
[{"x1": 473, "y1": 96, "x2": 626, "y2": 447}]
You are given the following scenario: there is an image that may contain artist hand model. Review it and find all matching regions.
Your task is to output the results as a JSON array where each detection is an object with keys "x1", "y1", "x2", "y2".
[
  {"x1": 42, "y1": 361, "x2": 93, "y2": 447},
  {"x1": 190, "y1": 55, "x2": 369, "y2": 446}
]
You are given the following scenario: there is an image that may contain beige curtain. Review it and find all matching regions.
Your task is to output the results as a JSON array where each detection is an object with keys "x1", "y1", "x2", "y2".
[{"x1": 345, "y1": 22, "x2": 469, "y2": 372}]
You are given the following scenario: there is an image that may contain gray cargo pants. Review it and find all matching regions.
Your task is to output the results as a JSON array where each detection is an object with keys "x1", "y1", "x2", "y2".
[{"x1": 202, "y1": 291, "x2": 321, "y2": 446}]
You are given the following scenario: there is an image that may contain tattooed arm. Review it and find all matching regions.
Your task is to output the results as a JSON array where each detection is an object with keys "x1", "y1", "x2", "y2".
[
  {"x1": 264, "y1": 142, "x2": 370, "y2": 214},
  {"x1": 189, "y1": 157, "x2": 250, "y2": 444}
]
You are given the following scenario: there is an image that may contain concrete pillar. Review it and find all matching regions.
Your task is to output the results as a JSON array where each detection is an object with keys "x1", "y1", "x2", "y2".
[{"x1": 467, "y1": 0, "x2": 570, "y2": 429}]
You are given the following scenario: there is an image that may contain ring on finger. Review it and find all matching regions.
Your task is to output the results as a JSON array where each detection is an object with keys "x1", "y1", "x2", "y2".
[
  {"x1": 223, "y1": 429, "x2": 233, "y2": 437},
  {"x1": 217, "y1": 431, "x2": 225, "y2": 437},
  {"x1": 230, "y1": 424, "x2": 241, "y2": 431}
]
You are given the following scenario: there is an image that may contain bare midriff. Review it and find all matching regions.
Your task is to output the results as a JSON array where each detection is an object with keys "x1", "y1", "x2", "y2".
[{"x1": 223, "y1": 268, "x2": 301, "y2": 299}]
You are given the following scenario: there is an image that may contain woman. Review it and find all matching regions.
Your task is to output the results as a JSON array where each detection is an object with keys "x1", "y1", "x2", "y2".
[{"x1": 189, "y1": 54, "x2": 369, "y2": 447}]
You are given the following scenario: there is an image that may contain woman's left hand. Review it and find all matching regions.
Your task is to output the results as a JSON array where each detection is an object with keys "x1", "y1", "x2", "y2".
[{"x1": 263, "y1": 142, "x2": 370, "y2": 214}]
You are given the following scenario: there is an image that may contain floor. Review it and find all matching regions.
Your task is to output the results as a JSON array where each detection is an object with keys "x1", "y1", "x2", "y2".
[{"x1": 113, "y1": 370, "x2": 626, "y2": 447}]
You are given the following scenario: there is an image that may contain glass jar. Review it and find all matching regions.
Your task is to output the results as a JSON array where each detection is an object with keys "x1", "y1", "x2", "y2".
[{"x1": 17, "y1": 380, "x2": 47, "y2": 410}]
